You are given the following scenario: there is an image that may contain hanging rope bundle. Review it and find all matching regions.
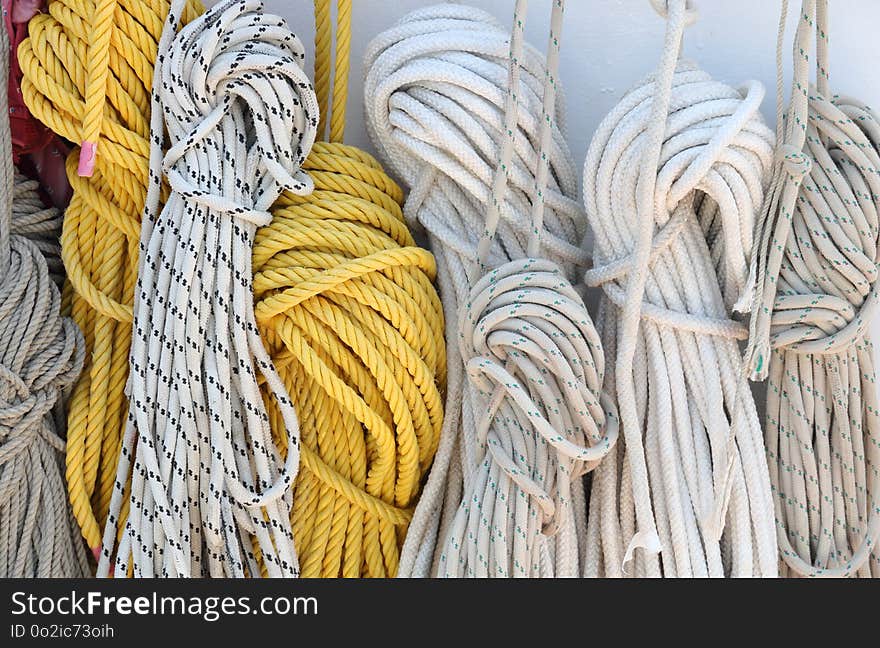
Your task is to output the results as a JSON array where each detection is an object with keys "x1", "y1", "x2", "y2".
[
  {"x1": 253, "y1": 0, "x2": 445, "y2": 578},
  {"x1": 747, "y1": 0, "x2": 880, "y2": 577},
  {"x1": 17, "y1": 0, "x2": 204, "y2": 557},
  {"x1": 0, "y1": 26, "x2": 88, "y2": 578},
  {"x1": 96, "y1": 0, "x2": 319, "y2": 577},
  {"x1": 582, "y1": 0, "x2": 778, "y2": 577},
  {"x1": 365, "y1": 1, "x2": 613, "y2": 577}
]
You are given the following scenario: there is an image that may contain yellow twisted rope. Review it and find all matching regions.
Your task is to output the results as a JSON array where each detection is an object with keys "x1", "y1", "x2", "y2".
[
  {"x1": 17, "y1": 0, "x2": 203, "y2": 556},
  {"x1": 253, "y1": 0, "x2": 445, "y2": 577}
]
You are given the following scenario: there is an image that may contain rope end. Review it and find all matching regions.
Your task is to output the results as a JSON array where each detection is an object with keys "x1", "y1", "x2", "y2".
[
  {"x1": 746, "y1": 342, "x2": 770, "y2": 382},
  {"x1": 78, "y1": 141, "x2": 97, "y2": 177},
  {"x1": 621, "y1": 529, "x2": 662, "y2": 575}
]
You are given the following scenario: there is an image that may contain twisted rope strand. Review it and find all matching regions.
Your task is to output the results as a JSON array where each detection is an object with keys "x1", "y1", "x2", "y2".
[
  {"x1": 97, "y1": 0, "x2": 318, "y2": 577},
  {"x1": 583, "y1": 0, "x2": 777, "y2": 577}
]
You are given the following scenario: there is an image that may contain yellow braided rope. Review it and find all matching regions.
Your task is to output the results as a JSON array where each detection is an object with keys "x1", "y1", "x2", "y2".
[
  {"x1": 17, "y1": 0, "x2": 203, "y2": 556},
  {"x1": 254, "y1": 0, "x2": 445, "y2": 577}
]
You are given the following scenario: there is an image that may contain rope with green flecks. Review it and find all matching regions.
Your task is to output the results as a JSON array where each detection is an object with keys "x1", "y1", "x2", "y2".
[
  {"x1": 442, "y1": 0, "x2": 617, "y2": 578},
  {"x1": 365, "y1": 1, "x2": 616, "y2": 577},
  {"x1": 747, "y1": 0, "x2": 880, "y2": 577}
]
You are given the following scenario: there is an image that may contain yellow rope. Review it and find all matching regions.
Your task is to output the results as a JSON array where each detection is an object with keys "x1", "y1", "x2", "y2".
[
  {"x1": 254, "y1": 0, "x2": 445, "y2": 577},
  {"x1": 17, "y1": 0, "x2": 203, "y2": 556}
]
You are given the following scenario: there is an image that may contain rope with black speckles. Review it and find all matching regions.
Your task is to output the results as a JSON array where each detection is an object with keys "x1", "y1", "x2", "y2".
[{"x1": 96, "y1": 0, "x2": 319, "y2": 577}]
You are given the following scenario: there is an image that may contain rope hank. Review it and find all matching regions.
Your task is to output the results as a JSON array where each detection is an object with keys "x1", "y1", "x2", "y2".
[
  {"x1": 583, "y1": 0, "x2": 778, "y2": 576},
  {"x1": 97, "y1": 0, "x2": 318, "y2": 577},
  {"x1": 0, "y1": 27, "x2": 88, "y2": 577},
  {"x1": 18, "y1": 0, "x2": 204, "y2": 556},
  {"x1": 365, "y1": 2, "x2": 613, "y2": 577},
  {"x1": 747, "y1": 0, "x2": 880, "y2": 577},
  {"x1": 254, "y1": 0, "x2": 445, "y2": 578}
]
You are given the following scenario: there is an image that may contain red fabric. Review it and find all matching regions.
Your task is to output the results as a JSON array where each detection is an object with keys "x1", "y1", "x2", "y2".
[{"x1": 4, "y1": 0, "x2": 72, "y2": 207}]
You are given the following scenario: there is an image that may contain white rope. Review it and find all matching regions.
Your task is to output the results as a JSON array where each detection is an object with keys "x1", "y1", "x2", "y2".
[
  {"x1": 97, "y1": 0, "x2": 318, "y2": 577},
  {"x1": 747, "y1": 0, "x2": 880, "y2": 578},
  {"x1": 0, "y1": 26, "x2": 89, "y2": 578},
  {"x1": 365, "y1": 1, "x2": 615, "y2": 578},
  {"x1": 582, "y1": 0, "x2": 778, "y2": 577}
]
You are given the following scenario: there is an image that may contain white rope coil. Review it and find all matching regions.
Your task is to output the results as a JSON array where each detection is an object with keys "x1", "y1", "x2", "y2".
[
  {"x1": 97, "y1": 0, "x2": 319, "y2": 577},
  {"x1": 582, "y1": 0, "x2": 778, "y2": 577},
  {"x1": 0, "y1": 27, "x2": 88, "y2": 578},
  {"x1": 365, "y1": 2, "x2": 614, "y2": 577},
  {"x1": 747, "y1": 0, "x2": 880, "y2": 577}
]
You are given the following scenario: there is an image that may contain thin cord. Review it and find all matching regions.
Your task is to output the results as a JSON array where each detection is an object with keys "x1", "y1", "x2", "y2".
[
  {"x1": 583, "y1": 0, "x2": 778, "y2": 576},
  {"x1": 97, "y1": 0, "x2": 319, "y2": 577}
]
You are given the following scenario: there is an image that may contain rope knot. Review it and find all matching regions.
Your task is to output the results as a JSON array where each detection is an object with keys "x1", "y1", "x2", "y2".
[
  {"x1": 458, "y1": 258, "x2": 618, "y2": 510},
  {"x1": 755, "y1": 94, "x2": 880, "y2": 360},
  {"x1": 158, "y1": 0, "x2": 319, "y2": 227},
  {"x1": 585, "y1": 64, "x2": 774, "y2": 336}
]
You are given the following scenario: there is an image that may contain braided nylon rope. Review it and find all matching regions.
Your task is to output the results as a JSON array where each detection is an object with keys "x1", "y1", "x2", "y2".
[
  {"x1": 18, "y1": 0, "x2": 204, "y2": 556},
  {"x1": 365, "y1": 2, "x2": 614, "y2": 577},
  {"x1": 253, "y1": 0, "x2": 445, "y2": 578},
  {"x1": 747, "y1": 0, "x2": 880, "y2": 577},
  {"x1": 97, "y1": 0, "x2": 319, "y2": 577},
  {"x1": 0, "y1": 26, "x2": 88, "y2": 577},
  {"x1": 582, "y1": 0, "x2": 778, "y2": 576}
]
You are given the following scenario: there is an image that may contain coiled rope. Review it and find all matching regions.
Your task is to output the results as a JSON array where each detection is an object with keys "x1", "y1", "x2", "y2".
[
  {"x1": 96, "y1": 0, "x2": 319, "y2": 578},
  {"x1": 0, "y1": 26, "x2": 88, "y2": 577},
  {"x1": 253, "y1": 0, "x2": 445, "y2": 578},
  {"x1": 582, "y1": 0, "x2": 778, "y2": 577},
  {"x1": 747, "y1": 0, "x2": 880, "y2": 577},
  {"x1": 365, "y1": 2, "x2": 611, "y2": 577},
  {"x1": 18, "y1": 0, "x2": 204, "y2": 557}
]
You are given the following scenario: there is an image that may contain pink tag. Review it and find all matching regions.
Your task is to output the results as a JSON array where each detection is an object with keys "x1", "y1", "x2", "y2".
[{"x1": 78, "y1": 141, "x2": 97, "y2": 177}]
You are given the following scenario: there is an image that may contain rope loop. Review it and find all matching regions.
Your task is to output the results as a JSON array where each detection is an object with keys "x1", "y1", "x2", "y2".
[
  {"x1": 365, "y1": 3, "x2": 587, "y2": 274},
  {"x1": 158, "y1": 0, "x2": 317, "y2": 225}
]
